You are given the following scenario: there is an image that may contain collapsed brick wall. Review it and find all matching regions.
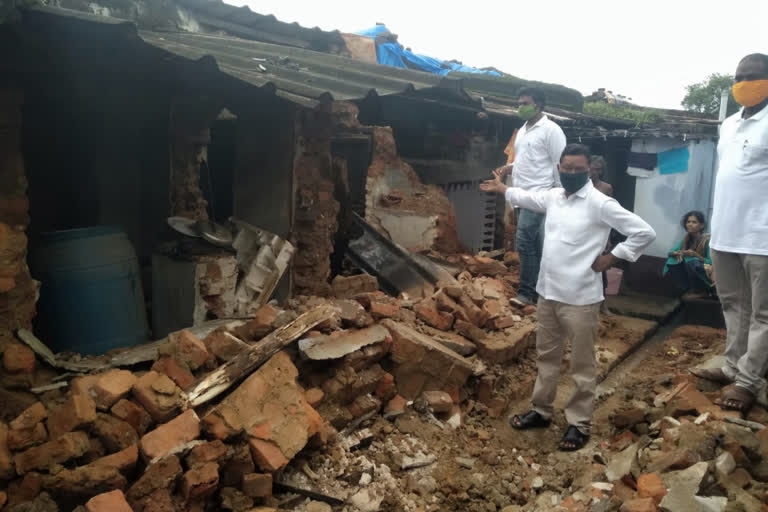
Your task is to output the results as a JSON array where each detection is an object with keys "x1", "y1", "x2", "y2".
[
  {"x1": 291, "y1": 106, "x2": 340, "y2": 297},
  {"x1": 365, "y1": 126, "x2": 462, "y2": 254},
  {"x1": 0, "y1": 90, "x2": 38, "y2": 346}
]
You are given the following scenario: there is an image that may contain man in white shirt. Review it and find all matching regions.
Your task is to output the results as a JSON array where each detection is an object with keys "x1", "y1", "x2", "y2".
[
  {"x1": 498, "y1": 87, "x2": 566, "y2": 307},
  {"x1": 691, "y1": 53, "x2": 768, "y2": 413},
  {"x1": 481, "y1": 144, "x2": 655, "y2": 450}
]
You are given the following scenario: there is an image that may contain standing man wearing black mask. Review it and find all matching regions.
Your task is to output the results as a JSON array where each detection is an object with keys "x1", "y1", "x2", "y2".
[{"x1": 481, "y1": 144, "x2": 655, "y2": 451}]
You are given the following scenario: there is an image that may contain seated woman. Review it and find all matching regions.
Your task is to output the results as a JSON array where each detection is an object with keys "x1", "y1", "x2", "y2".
[{"x1": 663, "y1": 211, "x2": 715, "y2": 294}]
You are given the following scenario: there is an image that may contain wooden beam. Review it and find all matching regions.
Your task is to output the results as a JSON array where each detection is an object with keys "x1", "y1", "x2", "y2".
[{"x1": 184, "y1": 304, "x2": 338, "y2": 408}]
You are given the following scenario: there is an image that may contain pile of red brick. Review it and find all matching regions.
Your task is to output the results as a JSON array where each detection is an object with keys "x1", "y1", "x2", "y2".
[{"x1": 0, "y1": 252, "x2": 533, "y2": 511}]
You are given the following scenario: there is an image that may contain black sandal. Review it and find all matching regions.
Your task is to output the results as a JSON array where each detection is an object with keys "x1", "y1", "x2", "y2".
[
  {"x1": 559, "y1": 425, "x2": 590, "y2": 452},
  {"x1": 509, "y1": 410, "x2": 551, "y2": 430},
  {"x1": 721, "y1": 385, "x2": 755, "y2": 414}
]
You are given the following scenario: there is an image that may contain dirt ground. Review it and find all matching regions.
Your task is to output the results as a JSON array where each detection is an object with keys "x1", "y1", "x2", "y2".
[{"x1": 275, "y1": 322, "x2": 736, "y2": 511}]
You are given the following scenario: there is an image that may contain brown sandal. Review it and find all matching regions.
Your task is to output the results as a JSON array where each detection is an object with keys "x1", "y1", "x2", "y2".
[
  {"x1": 690, "y1": 367, "x2": 734, "y2": 385},
  {"x1": 721, "y1": 385, "x2": 755, "y2": 413}
]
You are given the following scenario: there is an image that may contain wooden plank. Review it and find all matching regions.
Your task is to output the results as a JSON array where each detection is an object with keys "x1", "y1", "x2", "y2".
[{"x1": 185, "y1": 304, "x2": 338, "y2": 408}]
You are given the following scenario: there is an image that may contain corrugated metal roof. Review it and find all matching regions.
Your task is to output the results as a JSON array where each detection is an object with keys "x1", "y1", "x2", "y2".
[
  {"x1": 175, "y1": 0, "x2": 347, "y2": 53},
  {"x1": 139, "y1": 30, "x2": 452, "y2": 106}
]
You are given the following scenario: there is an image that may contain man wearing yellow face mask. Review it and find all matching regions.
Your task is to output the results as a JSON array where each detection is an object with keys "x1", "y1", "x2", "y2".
[
  {"x1": 495, "y1": 87, "x2": 566, "y2": 308},
  {"x1": 691, "y1": 53, "x2": 768, "y2": 414}
]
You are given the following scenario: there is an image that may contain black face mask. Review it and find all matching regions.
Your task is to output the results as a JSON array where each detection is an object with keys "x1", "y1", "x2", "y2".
[{"x1": 559, "y1": 171, "x2": 589, "y2": 194}]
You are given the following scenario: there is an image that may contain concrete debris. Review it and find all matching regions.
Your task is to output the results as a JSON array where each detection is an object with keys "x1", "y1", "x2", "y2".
[
  {"x1": 400, "y1": 453, "x2": 437, "y2": 470},
  {"x1": 298, "y1": 325, "x2": 390, "y2": 360}
]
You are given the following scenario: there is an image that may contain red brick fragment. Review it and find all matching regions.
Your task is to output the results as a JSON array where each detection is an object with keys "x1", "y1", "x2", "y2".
[
  {"x1": 0, "y1": 423, "x2": 14, "y2": 479},
  {"x1": 7, "y1": 423, "x2": 47, "y2": 451},
  {"x1": 186, "y1": 440, "x2": 228, "y2": 469},
  {"x1": 140, "y1": 409, "x2": 200, "y2": 461},
  {"x1": 369, "y1": 301, "x2": 400, "y2": 319},
  {"x1": 414, "y1": 299, "x2": 454, "y2": 331},
  {"x1": 242, "y1": 473, "x2": 272, "y2": 498},
  {"x1": 304, "y1": 388, "x2": 325, "y2": 407},
  {"x1": 92, "y1": 413, "x2": 139, "y2": 453},
  {"x1": 46, "y1": 392, "x2": 97, "y2": 439},
  {"x1": 637, "y1": 473, "x2": 667, "y2": 504},
  {"x1": 172, "y1": 330, "x2": 210, "y2": 370},
  {"x1": 110, "y1": 399, "x2": 153, "y2": 436},
  {"x1": 421, "y1": 391, "x2": 453, "y2": 413},
  {"x1": 86, "y1": 489, "x2": 133, "y2": 512},
  {"x1": 14, "y1": 431, "x2": 90, "y2": 474},
  {"x1": 10, "y1": 402, "x2": 47, "y2": 431},
  {"x1": 91, "y1": 444, "x2": 139, "y2": 474},
  {"x1": 132, "y1": 371, "x2": 182, "y2": 423},
  {"x1": 3, "y1": 343, "x2": 35, "y2": 373},
  {"x1": 248, "y1": 438, "x2": 289, "y2": 472},
  {"x1": 92, "y1": 370, "x2": 138, "y2": 410},
  {"x1": 126, "y1": 455, "x2": 182, "y2": 505},
  {"x1": 180, "y1": 462, "x2": 219, "y2": 499},
  {"x1": 152, "y1": 356, "x2": 196, "y2": 390}
]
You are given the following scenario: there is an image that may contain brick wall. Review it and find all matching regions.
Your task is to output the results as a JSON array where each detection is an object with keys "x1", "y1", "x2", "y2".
[{"x1": 0, "y1": 90, "x2": 38, "y2": 343}]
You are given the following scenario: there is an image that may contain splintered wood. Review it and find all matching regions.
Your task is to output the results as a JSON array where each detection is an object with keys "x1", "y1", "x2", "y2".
[{"x1": 184, "y1": 304, "x2": 338, "y2": 408}]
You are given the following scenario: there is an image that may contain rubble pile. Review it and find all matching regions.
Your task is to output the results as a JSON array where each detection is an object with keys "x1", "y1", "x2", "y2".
[
  {"x1": 0, "y1": 251, "x2": 544, "y2": 511},
  {"x1": 551, "y1": 326, "x2": 768, "y2": 512}
]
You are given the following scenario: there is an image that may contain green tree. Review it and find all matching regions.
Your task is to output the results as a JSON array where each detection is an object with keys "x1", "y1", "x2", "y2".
[{"x1": 682, "y1": 73, "x2": 738, "y2": 116}]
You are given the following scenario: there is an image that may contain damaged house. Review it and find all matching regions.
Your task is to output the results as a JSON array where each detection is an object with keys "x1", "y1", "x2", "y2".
[{"x1": 0, "y1": 2, "x2": 751, "y2": 512}]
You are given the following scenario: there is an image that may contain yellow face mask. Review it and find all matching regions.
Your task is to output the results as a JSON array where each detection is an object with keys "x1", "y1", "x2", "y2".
[{"x1": 732, "y1": 79, "x2": 768, "y2": 107}]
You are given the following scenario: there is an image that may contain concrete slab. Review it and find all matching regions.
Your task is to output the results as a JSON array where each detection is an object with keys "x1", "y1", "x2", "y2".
[{"x1": 605, "y1": 293, "x2": 680, "y2": 322}]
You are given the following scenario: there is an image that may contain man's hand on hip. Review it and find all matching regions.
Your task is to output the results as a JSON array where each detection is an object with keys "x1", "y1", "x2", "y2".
[{"x1": 592, "y1": 253, "x2": 618, "y2": 272}]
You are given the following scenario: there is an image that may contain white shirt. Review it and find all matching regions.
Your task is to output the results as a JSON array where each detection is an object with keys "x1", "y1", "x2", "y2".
[
  {"x1": 512, "y1": 115, "x2": 566, "y2": 191},
  {"x1": 711, "y1": 104, "x2": 768, "y2": 255},
  {"x1": 504, "y1": 181, "x2": 656, "y2": 305}
]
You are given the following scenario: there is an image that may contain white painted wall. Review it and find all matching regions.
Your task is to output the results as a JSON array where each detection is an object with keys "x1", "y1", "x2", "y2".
[{"x1": 631, "y1": 138, "x2": 717, "y2": 259}]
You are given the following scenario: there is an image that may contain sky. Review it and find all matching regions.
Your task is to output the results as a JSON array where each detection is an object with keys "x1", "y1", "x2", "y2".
[{"x1": 226, "y1": 0, "x2": 768, "y2": 109}]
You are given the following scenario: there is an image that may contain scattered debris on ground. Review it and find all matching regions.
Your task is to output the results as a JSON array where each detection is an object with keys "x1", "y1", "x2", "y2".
[{"x1": 1, "y1": 249, "x2": 765, "y2": 511}]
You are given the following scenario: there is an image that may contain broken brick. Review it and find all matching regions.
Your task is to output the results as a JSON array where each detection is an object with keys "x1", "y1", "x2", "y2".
[
  {"x1": 332, "y1": 299, "x2": 372, "y2": 328},
  {"x1": 0, "y1": 423, "x2": 13, "y2": 479},
  {"x1": 132, "y1": 371, "x2": 182, "y2": 423},
  {"x1": 91, "y1": 444, "x2": 139, "y2": 474},
  {"x1": 383, "y1": 320, "x2": 473, "y2": 399},
  {"x1": 248, "y1": 438, "x2": 289, "y2": 472},
  {"x1": 152, "y1": 356, "x2": 196, "y2": 391},
  {"x1": 385, "y1": 395, "x2": 407, "y2": 416},
  {"x1": 454, "y1": 319, "x2": 487, "y2": 344},
  {"x1": 521, "y1": 305, "x2": 537, "y2": 316},
  {"x1": 126, "y1": 455, "x2": 183, "y2": 505},
  {"x1": 473, "y1": 323, "x2": 536, "y2": 365},
  {"x1": 482, "y1": 299, "x2": 502, "y2": 320},
  {"x1": 140, "y1": 409, "x2": 200, "y2": 462},
  {"x1": 14, "y1": 431, "x2": 90, "y2": 474},
  {"x1": 3, "y1": 343, "x2": 35, "y2": 373},
  {"x1": 92, "y1": 413, "x2": 139, "y2": 453},
  {"x1": 636, "y1": 473, "x2": 666, "y2": 503},
  {"x1": 7, "y1": 472, "x2": 43, "y2": 507},
  {"x1": 7, "y1": 423, "x2": 47, "y2": 451},
  {"x1": 186, "y1": 440, "x2": 228, "y2": 469},
  {"x1": 619, "y1": 497, "x2": 657, "y2": 512},
  {"x1": 86, "y1": 489, "x2": 133, "y2": 512},
  {"x1": 71, "y1": 374, "x2": 100, "y2": 397},
  {"x1": 242, "y1": 473, "x2": 272, "y2": 499},
  {"x1": 92, "y1": 370, "x2": 138, "y2": 410},
  {"x1": 369, "y1": 301, "x2": 400, "y2": 319},
  {"x1": 423, "y1": 327, "x2": 477, "y2": 357},
  {"x1": 414, "y1": 299, "x2": 454, "y2": 331},
  {"x1": 203, "y1": 352, "x2": 321, "y2": 468},
  {"x1": 171, "y1": 330, "x2": 210, "y2": 370},
  {"x1": 46, "y1": 392, "x2": 97, "y2": 439},
  {"x1": 305, "y1": 388, "x2": 325, "y2": 407},
  {"x1": 136, "y1": 489, "x2": 175, "y2": 512},
  {"x1": 110, "y1": 399, "x2": 153, "y2": 436},
  {"x1": 331, "y1": 274, "x2": 378, "y2": 299},
  {"x1": 220, "y1": 443, "x2": 255, "y2": 488},
  {"x1": 181, "y1": 462, "x2": 219, "y2": 500},
  {"x1": 421, "y1": 391, "x2": 453, "y2": 413},
  {"x1": 10, "y1": 402, "x2": 47, "y2": 430},
  {"x1": 374, "y1": 372, "x2": 396, "y2": 401},
  {"x1": 347, "y1": 394, "x2": 381, "y2": 418},
  {"x1": 233, "y1": 304, "x2": 279, "y2": 340},
  {"x1": 202, "y1": 329, "x2": 241, "y2": 363},
  {"x1": 612, "y1": 408, "x2": 648, "y2": 429}
]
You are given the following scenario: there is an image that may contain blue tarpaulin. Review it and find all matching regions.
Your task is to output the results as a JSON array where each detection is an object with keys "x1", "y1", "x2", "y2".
[
  {"x1": 356, "y1": 25, "x2": 501, "y2": 77},
  {"x1": 658, "y1": 147, "x2": 690, "y2": 175}
]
